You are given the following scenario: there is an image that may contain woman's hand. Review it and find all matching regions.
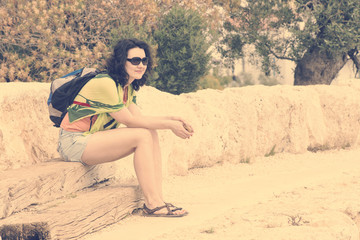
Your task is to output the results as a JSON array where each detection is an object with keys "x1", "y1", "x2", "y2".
[
  {"x1": 170, "y1": 120, "x2": 194, "y2": 139},
  {"x1": 169, "y1": 117, "x2": 194, "y2": 134}
]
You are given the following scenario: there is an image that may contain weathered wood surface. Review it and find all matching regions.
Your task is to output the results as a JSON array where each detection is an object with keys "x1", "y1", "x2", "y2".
[
  {"x1": 0, "y1": 159, "x2": 123, "y2": 219},
  {"x1": 0, "y1": 183, "x2": 142, "y2": 240},
  {"x1": 0, "y1": 222, "x2": 50, "y2": 240}
]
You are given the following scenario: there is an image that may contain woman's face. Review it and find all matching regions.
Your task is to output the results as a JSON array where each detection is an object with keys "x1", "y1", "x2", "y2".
[{"x1": 125, "y1": 47, "x2": 147, "y2": 84}]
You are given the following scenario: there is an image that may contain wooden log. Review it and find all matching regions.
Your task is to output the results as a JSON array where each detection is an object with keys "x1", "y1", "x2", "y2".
[
  {"x1": 0, "y1": 183, "x2": 143, "y2": 240},
  {"x1": 0, "y1": 159, "x2": 128, "y2": 219},
  {"x1": 0, "y1": 222, "x2": 50, "y2": 240}
]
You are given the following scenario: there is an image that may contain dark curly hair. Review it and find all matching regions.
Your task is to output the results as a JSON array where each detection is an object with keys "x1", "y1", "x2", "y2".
[{"x1": 105, "y1": 38, "x2": 153, "y2": 91}]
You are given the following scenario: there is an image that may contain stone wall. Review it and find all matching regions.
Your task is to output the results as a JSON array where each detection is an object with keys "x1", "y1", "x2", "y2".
[{"x1": 1, "y1": 80, "x2": 360, "y2": 178}]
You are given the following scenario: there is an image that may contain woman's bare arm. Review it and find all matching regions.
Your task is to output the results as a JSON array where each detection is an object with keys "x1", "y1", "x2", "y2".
[{"x1": 109, "y1": 104, "x2": 193, "y2": 139}]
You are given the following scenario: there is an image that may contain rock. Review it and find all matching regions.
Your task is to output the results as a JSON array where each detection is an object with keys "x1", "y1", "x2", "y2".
[
  {"x1": 1, "y1": 81, "x2": 360, "y2": 178},
  {"x1": 0, "y1": 83, "x2": 59, "y2": 171}
]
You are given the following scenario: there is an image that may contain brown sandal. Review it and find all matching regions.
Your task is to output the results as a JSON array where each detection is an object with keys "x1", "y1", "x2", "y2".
[{"x1": 142, "y1": 203, "x2": 188, "y2": 217}]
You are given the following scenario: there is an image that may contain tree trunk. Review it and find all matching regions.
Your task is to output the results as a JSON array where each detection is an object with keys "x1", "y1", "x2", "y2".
[{"x1": 294, "y1": 46, "x2": 348, "y2": 85}]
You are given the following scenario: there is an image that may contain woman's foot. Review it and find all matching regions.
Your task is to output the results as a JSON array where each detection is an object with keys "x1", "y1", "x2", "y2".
[{"x1": 143, "y1": 203, "x2": 188, "y2": 217}]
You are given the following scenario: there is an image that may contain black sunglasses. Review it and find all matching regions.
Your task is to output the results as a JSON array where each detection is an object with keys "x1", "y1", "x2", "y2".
[{"x1": 126, "y1": 57, "x2": 149, "y2": 66}]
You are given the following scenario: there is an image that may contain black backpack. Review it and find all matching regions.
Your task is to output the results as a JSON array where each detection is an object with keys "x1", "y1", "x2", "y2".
[{"x1": 47, "y1": 67, "x2": 102, "y2": 127}]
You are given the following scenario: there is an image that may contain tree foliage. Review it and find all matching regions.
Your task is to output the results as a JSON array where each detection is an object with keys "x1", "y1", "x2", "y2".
[
  {"x1": 152, "y1": 6, "x2": 211, "y2": 94},
  {"x1": 156, "y1": 0, "x2": 222, "y2": 31},
  {"x1": 0, "y1": 0, "x2": 221, "y2": 83},
  {"x1": 0, "y1": 0, "x2": 163, "y2": 82},
  {"x1": 218, "y1": 0, "x2": 360, "y2": 84}
]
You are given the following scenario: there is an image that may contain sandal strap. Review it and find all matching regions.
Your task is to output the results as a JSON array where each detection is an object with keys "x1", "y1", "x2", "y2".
[
  {"x1": 143, "y1": 203, "x2": 183, "y2": 215},
  {"x1": 166, "y1": 203, "x2": 183, "y2": 212},
  {"x1": 143, "y1": 204, "x2": 168, "y2": 214}
]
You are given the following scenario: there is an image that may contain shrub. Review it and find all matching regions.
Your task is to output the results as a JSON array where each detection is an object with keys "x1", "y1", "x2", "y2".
[
  {"x1": 152, "y1": 6, "x2": 211, "y2": 94},
  {"x1": 198, "y1": 75, "x2": 223, "y2": 90},
  {"x1": 258, "y1": 74, "x2": 279, "y2": 86},
  {"x1": 238, "y1": 72, "x2": 255, "y2": 86}
]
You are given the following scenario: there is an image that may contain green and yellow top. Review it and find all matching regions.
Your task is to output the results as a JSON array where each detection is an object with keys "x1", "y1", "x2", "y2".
[{"x1": 60, "y1": 74, "x2": 137, "y2": 134}]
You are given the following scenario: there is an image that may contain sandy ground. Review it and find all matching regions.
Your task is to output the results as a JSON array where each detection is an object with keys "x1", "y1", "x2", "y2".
[{"x1": 82, "y1": 147, "x2": 360, "y2": 240}]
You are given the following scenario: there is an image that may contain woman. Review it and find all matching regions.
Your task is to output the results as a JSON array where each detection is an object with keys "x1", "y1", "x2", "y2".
[{"x1": 58, "y1": 38, "x2": 193, "y2": 217}]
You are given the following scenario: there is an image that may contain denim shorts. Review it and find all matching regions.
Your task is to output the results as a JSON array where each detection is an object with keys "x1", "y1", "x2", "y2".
[{"x1": 57, "y1": 129, "x2": 92, "y2": 165}]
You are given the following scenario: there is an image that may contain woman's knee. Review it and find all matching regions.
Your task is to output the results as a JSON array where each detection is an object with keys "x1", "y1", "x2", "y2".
[
  {"x1": 134, "y1": 128, "x2": 153, "y2": 144},
  {"x1": 149, "y1": 129, "x2": 159, "y2": 140}
]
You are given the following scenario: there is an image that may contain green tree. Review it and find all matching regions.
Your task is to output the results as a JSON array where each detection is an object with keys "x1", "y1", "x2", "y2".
[
  {"x1": 218, "y1": 0, "x2": 360, "y2": 85},
  {"x1": 152, "y1": 6, "x2": 211, "y2": 94}
]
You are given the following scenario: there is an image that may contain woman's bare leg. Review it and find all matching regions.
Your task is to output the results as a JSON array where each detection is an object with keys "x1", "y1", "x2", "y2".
[
  {"x1": 81, "y1": 128, "x2": 147, "y2": 164},
  {"x1": 150, "y1": 130, "x2": 163, "y2": 199},
  {"x1": 81, "y1": 128, "x2": 184, "y2": 215}
]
